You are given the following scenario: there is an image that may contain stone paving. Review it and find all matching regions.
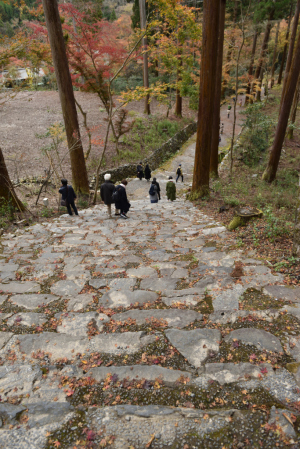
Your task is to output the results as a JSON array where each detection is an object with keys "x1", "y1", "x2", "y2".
[{"x1": 0, "y1": 139, "x2": 300, "y2": 448}]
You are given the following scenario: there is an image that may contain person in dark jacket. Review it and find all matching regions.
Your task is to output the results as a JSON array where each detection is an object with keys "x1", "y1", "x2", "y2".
[
  {"x1": 59, "y1": 179, "x2": 78, "y2": 216},
  {"x1": 100, "y1": 173, "x2": 117, "y2": 218},
  {"x1": 137, "y1": 162, "x2": 144, "y2": 180},
  {"x1": 115, "y1": 179, "x2": 130, "y2": 219},
  {"x1": 144, "y1": 163, "x2": 151, "y2": 181},
  {"x1": 176, "y1": 164, "x2": 183, "y2": 183},
  {"x1": 152, "y1": 177, "x2": 161, "y2": 200}
]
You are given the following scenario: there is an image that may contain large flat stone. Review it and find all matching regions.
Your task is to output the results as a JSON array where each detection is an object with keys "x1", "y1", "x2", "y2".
[
  {"x1": 87, "y1": 406, "x2": 232, "y2": 448},
  {"x1": 212, "y1": 285, "x2": 245, "y2": 311},
  {"x1": 202, "y1": 226, "x2": 227, "y2": 235},
  {"x1": 99, "y1": 290, "x2": 158, "y2": 308},
  {"x1": 268, "y1": 406, "x2": 296, "y2": 438},
  {"x1": 112, "y1": 309, "x2": 202, "y2": 328},
  {"x1": 10, "y1": 293, "x2": 58, "y2": 309},
  {"x1": 0, "y1": 332, "x2": 14, "y2": 349},
  {"x1": 263, "y1": 285, "x2": 300, "y2": 303},
  {"x1": 126, "y1": 267, "x2": 158, "y2": 278},
  {"x1": 7, "y1": 313, "x2": 47, "y2": 327},
  {"x1": 0, "y1": 282, "x2": 40, "y2": 294},
  {"x1": 0, "y1": 364, "x2": 42, "y2": 398},
  {"x1": 67, "y1": 294, "x2": 95, "y2": 311},
  {"x1": 50, "y1": 280, "x2": 85, "y2": 296},
  {"x1": 225, "y1": 328, "x2": 283, "y2": 353},
  {"x1": 89, "y1": 279, "x2": 108, "y2": 289},
  {"x1": 18, "y1": 333, "x2": 89, "y2": 361},
  {"x1": 108, "y1": 278, "x2": 136, "y2": 290},
  {"x1": 56, "y1": 312, "x2": 109, "y2": 336},
  {"x1": 165, "y1": 329, "x2": 221, "y2": 367},
  {"x1": 86, "y1": 365, "x2": 191, "y2": 386},
  {"x1": 195, "y1": 362, "x2": 274, "y2": 385},
  {"x1": 90, "y1": 332, "x2": 155, "y2": 354},
  {"x1": 140, "y1": 278, "x2": 178, "y2": 291}
]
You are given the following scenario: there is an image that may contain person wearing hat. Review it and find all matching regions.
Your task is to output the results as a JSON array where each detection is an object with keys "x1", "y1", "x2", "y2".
[
  {"x1": 176, "y1": 164, "x2": 183, "y2": 183},
  {"x1": 166, "y1": 176, "x2": 176, "y2": 201},
  {"x1": 59, "y1": 179, "x2": 78, "y2": 216},
  {"x1": 100, "y1": 174, "x2": 119, "y2": 218},
  {"x1": 152, "y1": 177, "x2": 161, "y2": 200}
]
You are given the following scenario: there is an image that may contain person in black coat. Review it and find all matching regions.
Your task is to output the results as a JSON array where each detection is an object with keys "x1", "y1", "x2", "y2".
[
  {"x1": 137, "y1": 162, "x2": 144, "y2": 180},
  {"x1": 152, "y1": 177, "x2": 161, "y2": 200},
  {"x1": 114, "y1": 179, "x2": 130, "y2": 219},
  {"x1": 100, "y1": 173, "x2": 117, "y2": 218},
  {"x1": 144, "y1": 163, "x2": 151, "y2": 181},
  {"x1": 59, "y1": 179, "x2": 78, "y2": 216}
]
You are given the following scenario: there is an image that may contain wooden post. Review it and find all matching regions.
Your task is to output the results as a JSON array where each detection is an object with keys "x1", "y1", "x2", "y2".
[
  {"x1": 139, "y1": 0, "x2": 150, "y2": 115},
  {"x1": 42, "y1": 0, "x2": 89, "y2": 195}
]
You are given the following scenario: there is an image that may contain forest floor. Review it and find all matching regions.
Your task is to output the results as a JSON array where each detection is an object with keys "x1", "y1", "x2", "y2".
[{"x1": 197, "y1": 85, "x2": 300, "y2": 286}]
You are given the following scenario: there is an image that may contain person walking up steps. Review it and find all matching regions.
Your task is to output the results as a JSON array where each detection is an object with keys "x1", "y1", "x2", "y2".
[
  {"x1": 149, "y1": 180, "x2": 158, "y2": 203},
  {"x1": 152, "y1": 177, "x2": 161, "y2": 200},
  {"x1": 137, "y1": 162, "x2": 144, "y2": 180},
  {"x1": 114, "y1": 180, "x2": 130, "y2": 219},
  {"x1": 176, "y1": 164, "x2": 183, "y2": 183},
  {"x1": 144, "y1": 163, "x2": 151, "y2": 181},
  {"x1": 227, "y1": 104, "x2": 231, "y2": 118},
  {"x1": 59, "y1": 179, "x2": 78, "y2": 216},
  {"x1": 166, "y1": 176, "x2": 176, "y2": 201},
  {"x1": 100, "y1": 174, "x2": 118, "y2": 219}
]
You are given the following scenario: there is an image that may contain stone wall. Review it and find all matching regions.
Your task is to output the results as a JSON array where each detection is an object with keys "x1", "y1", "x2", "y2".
[{"x1": 93, "y1": 121, "x2": 197, "y2": 187}]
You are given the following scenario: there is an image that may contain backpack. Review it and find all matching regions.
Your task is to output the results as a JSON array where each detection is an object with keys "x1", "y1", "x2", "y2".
[
  {"x1": 111, "y1": 187, "x2": 120, "y2": 203},
  {"x1": 176, "y1": 167, "x2": 181, "y2": 175},
  {"x1": 149, "y1": 184, "x2": 156, "y2": 196}
]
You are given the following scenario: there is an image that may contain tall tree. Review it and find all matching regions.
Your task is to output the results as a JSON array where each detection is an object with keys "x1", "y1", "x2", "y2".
[
  {"x1": 280, "y1": 0, "x2": 300, "y2": 110},
  {"x1": 262, "y1": 24, "x2": 300, "y2": 182},
  {"x1": 253, "y1": 13, "x2": 274, "y2": 101},
  {"x1": 278, "y1": 1, "x2": 294, "y2": 85},
  {"x1": 0, "y1": 148, "x2": 24, "y2": 211},
  {"x1": 42, "y1": 0, "x2": 89, "y2": 195},
  {"x1": 139, "y1": 0, "x2": 150, "y2": 115},
  {"x1": 287, "y1": 73, "x2": 300, "y2": 138},
  {"x1": 246, "y1": 27, "x2": 258, "y2": 103},
  {"x1": 270, "y1": 20, "x2": 280, "y2": 88},
  {"x1": 192, "y1": 0, "x2": 220, "y2": 196},
  {"x1": 210, "y1": 0, "x2": 226, "y2": 177}
]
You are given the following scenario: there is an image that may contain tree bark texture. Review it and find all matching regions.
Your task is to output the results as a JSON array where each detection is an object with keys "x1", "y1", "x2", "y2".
[
  {"x1": 175, "y1": 57, "x2": 183, "y2": 117},
  {"x1": 293, "y1": 175, "x2": 300, "y2": 256},
  {"x1": 253, "y1": 12, "x2": 274, "y2": 97},
  {"x1": 280, "y1": 0, "x2": 300, "y2": 110},
  {"x1": 288, "y1": 73, "x2": 300, "y2": 138},
  {"x1": 0, "y1": 148, "x2": 25, "y2": 211},
  {"x1": 263, "y1": 27, "x2": 300, "y2": 183},
  {"x1": 192, "y1": 0, "x2": 220, "y2": 196},
  {"x1": 278, "y1": 2, "x2": 294, "y2": 85},
  {"x1": 270, "y1": 21, "x2": 280, "y2": 88},
  {"x1": 139, "y1": 0, "x2": 150, "y2": 115},
  {"x1": 246, "y1": 28, "x2": 258, "y2": 104},
  {"x1": 42, "y1": 0, "x2": 89, "y2": 195},
  {"x1": 210, "y1": 0, "x2": 226, "y2": 177}
]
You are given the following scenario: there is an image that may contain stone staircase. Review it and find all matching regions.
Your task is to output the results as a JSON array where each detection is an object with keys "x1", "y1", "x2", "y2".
[{"x1": 0, "y1": 191, "x2": 299, "y2": 448}]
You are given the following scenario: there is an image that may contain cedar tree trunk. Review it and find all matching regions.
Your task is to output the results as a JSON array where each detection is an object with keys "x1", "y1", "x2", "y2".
[
  {"x1": 42, "y1": 0, "x2": 89, "y2": 195},
  {"x1": 288, "y1": 73, "x2": 300, "y2": 138},
  {"x1": 175, "y1": 57, "x2": 183, "y2": 117},
  {"x1": 280, "y1": 0, "x2": 300, "y2": 110},
  {"x1": 270, "y1": 21, "x2": 280, "y2": 88},
  {"x1": 278, "y1": 2, "x2": 293, "y2": 85},
  {"x1": 262, "y1": 27, "x2": 300, "y2": 182},
  {"x1": 192, "y1": 0, "x2": 220, "y2": 196},
  {"x1": 139, "y1": 0, "x2": 150, "y2": 115},
  {"x1": 210, "y1": 0, "x2": 226, "y2": 177},
  {"x1": 0, "y1": 148, "x2": 25, "y2": 211},
  {"x1": 252, "y1": 12, "x2": 274, "y2": 98},
  {"x1": 246, "y1": 28, "x2": 258, "y2": 104}
]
